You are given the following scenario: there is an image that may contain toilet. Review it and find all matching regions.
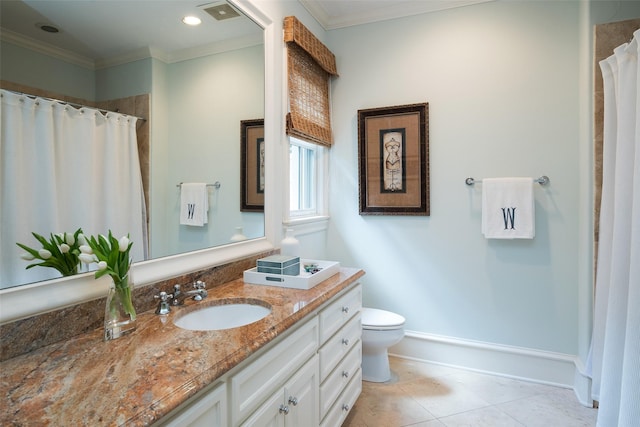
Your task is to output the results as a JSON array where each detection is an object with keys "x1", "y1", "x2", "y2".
[{"x1": 361, "y1": 307, "x2": 405, "y2": 382}]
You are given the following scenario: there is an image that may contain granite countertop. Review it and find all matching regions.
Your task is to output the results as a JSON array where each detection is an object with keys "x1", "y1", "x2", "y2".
[{"x1": 0, "y1": 267, "x2": 364, "y2": 426}]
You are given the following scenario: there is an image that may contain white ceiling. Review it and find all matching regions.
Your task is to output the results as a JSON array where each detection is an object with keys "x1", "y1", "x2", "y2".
[
  {"x1": 0, "y1": 0, "x2": 493, "y2": 66},
  {"x1": 0, "y1": 0, "x2": 262, "y2": 66}
]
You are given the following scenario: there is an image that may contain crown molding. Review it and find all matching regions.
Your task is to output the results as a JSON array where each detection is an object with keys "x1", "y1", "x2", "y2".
[
  {"x1": 166, "y1": 33, "x2": 263, "y2": 64},
  {"x1": 94, "y1": 46, "x2": 169, "y2": 69},
  {"x1": 2, "y1": 26, "x2": 262, "y2": 70},
  {"x1": 1, "y1": 27, "x2": 95, "y2": 70},
  {"x1": 300, "y1": 0, "x2": 495, "y2": 30}
]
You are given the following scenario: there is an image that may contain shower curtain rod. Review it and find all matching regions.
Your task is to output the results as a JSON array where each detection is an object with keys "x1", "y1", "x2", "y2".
[{"x1": 4, "y1": 89, "x2": 147, "y2": 122}]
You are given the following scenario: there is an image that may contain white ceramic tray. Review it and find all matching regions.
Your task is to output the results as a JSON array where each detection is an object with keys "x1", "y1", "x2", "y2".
[{"x1": 243, "y1": 259, "x2": 340, "y2": 290}]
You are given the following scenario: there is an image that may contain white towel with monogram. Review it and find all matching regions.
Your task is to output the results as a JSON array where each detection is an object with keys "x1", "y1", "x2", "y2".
[
  {"x1": 179, "y1": 183, "x2": 208, "y2": 226},
  {"x1": 481, "y1": 177, "x2": 534, "y2": 239}
]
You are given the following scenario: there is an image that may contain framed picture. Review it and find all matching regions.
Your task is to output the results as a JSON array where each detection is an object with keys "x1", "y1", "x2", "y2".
[
  {"x1": 240, "y1": 119, "x2": 265, "y2": 212},
  {"x1": 358, "y1": 103, "x2": 429, "y2": 215}
]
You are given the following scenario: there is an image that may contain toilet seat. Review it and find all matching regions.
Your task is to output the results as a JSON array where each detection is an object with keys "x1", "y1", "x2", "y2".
[{"x1": 362, "y1": 308, "x2": 405, "y2": 331}]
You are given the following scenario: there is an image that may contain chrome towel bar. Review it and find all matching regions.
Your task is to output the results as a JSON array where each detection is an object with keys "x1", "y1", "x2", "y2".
[
  {"x1": 465, "y1": 176, "x2": 549, "y2": 186},
  {"x1": 176, "y1": 181, "x2": 221, "y2": 189}
]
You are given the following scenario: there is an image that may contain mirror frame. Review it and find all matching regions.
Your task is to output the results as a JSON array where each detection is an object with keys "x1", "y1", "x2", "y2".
[{"x1": 0, "y1": 0, "x2": 278, "y2": 325}]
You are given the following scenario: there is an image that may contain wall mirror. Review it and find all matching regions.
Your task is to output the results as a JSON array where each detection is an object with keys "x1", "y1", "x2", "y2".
[{"x1": 0, "y1": 0, "x2": 266, "y2": 292}]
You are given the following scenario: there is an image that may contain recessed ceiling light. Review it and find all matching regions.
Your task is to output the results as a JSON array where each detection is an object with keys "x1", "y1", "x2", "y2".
[
  {"x1": 36, "y1": 23, "x2": 60, "y2": 33},
  {"x1": 182, "y1": 15, "x2": 202, "y2": 26}
]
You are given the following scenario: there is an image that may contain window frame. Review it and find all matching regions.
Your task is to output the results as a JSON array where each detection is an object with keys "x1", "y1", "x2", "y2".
[{"x1": 286, "y1": 136, "x2": 328, "y2": 225}]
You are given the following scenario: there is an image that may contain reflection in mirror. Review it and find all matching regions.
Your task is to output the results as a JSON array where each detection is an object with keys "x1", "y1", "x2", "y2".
[{"x1": 0, "y1": 0, "x2": 265, "y2": 289}]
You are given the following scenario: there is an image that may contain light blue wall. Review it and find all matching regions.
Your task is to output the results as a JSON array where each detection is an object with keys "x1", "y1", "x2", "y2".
[
  {"x1": 323, "y1": 0, "x2": 640, "y2": 358},
  {"x1": 591, "y1": 0, "x2": 640, "y2": 24},
  {"x1": 160, "y1": 45, "x2": 265, "y2": 256},
  {"x1": 0, "y1": 41, "x2": 95, "y2": 100},
  {"x1": 326, "y1": 0, "x2": 586, "y2": 355},
  {"x1": 93, "y1": 47, "x2": 265, "y2": 258},
  {"x1": 0, "y1": 40, "x2": 151, "y2": 101},
  {"x1": 95, "y1": 58, "x2": 152, "y2": 100}
]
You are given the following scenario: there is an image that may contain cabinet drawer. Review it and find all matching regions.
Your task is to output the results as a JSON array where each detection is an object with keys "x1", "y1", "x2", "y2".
[
  {"x1": 320, "y1": 368, "x2": 362, "y2": 427},
  {"x1": 319, "y1": 284, "x2": 362, "y2": 344},
  {"x1": 319, "y1": 341, "x2": 361, "y2": 419},
  {"x1": 318, "y1": 313, "x2": 361, "y2": 381},
  {"x1": 230, "y1": 318, "x2": 318, "y2": 425}
]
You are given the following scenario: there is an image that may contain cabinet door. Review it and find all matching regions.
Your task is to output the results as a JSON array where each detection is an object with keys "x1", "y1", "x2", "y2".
[
  {"x1": 284, "y1": 355, "x2": 319, "y2": 427},
  {"x1": 231, "y1": 318, "x2": 318, "y2": 424},
  {"x1": 240, "y1": 356, "x2": 318, "y2": 427},
  {"x1": 240, "y1": 389, "x2": 285, "y2": 427},
  {"x1": 159, "y1": 382, "x2": 227, "y2": 427}
]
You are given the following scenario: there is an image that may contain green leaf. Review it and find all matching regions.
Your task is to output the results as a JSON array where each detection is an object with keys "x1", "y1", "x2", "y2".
[
  {"x1": 16, "y1": 243, "x2": 39, "y2": 258},
  {"x1": 31, "y1": 232, "x2": 49, "y2": 248}
]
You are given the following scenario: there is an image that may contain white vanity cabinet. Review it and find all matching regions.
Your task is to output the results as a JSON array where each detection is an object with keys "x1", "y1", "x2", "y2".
[
  {"x1": 155, "y1": 282, "x2": 363, "y2": 427},
  {"x1": 231, "y1": 318, "x2": 319, "y2": 426},
  {"x1": 318, "y1": 284, "x2": 362, "y2": 426}
]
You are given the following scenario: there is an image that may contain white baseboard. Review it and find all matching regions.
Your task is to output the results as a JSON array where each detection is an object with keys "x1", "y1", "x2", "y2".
[{"x1": 389, "y1": 330, "x2": 593, "y2": 407}]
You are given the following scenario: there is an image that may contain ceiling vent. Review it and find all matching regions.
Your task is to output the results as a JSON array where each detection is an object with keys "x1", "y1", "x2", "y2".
[{"x1": 201, "y1": 2, "x2": 241, "y2": 21}]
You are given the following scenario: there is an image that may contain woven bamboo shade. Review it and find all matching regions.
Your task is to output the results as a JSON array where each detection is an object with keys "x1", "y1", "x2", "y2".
[
  {"x1": 284, "y1": 16, "x2": 338, "y2": 147},
  {"x1": 284, "y1": 16, "x2": 337, "y2": 75}
]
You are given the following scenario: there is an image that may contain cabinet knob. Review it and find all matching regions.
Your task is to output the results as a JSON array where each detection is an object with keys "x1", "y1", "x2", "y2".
[
  {"x1": 342, "y1": 404, "x2": 350, "y2": 412},
  {"x1": 279, "y1": 404, "x2": 289, "y2": 415},
  {"x1": 342, "y1": 306, "x2": 349, "y2": 313},
  {"x1": 342, "y1": 370, "x2": 349, "y2": 378},
  {"x1": 342, "y1": 338, "x2": 350, "y2": 346},
  {"x1": 288, "y1": 396, "x2": 299, "y2": 406}
]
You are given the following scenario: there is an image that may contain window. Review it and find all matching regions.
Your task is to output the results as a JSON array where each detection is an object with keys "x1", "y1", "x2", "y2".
[
  {"x1": 289, "y1": 137, "x2": 326, "y2": 219},
  {"x1": 283, "y1": 16, "x2": 334, "y2": 224}
]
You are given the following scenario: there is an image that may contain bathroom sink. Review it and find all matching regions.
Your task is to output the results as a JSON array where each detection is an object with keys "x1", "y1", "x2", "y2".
[{"x1": 173, "y1": 299, "x2": 271, "y2": 331}]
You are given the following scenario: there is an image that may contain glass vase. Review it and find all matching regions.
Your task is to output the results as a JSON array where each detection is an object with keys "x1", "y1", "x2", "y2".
[
  {"x1": 280, "y1": 228, "x2": 300, "y2": 257},
  {"x1": 104, "y1": 272, "x2": 137, "y2": 341}
]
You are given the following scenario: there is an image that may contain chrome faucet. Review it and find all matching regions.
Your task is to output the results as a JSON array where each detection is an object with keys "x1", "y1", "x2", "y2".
[
  {"x1": 172, "y1": 280, "x2": 208, "y2": 306},
  {"x1": 154, "y1": 291, "x2": 173, "y2": 315}
]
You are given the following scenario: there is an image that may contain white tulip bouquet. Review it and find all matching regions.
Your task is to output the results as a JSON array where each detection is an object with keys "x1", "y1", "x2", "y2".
[
  {"x1": 80, "y1": 230, "x2": 136, "y2": 320},
  {"x1": 17, "y1": 228, "x2": 85, "y2": 277}
]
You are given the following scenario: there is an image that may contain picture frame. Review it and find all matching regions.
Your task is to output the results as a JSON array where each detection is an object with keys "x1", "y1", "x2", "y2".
[
  {"x1": 358, "y1": 103, "x2": 429, "y2": 216},
  {"x1": 240, "y1": 119, "x2": 265, "y2": 212}
]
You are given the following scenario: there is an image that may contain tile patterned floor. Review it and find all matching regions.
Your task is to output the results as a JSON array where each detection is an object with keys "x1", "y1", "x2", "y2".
[{"x1": 343, "y1": 356, "x2": 598, "y2": 427}]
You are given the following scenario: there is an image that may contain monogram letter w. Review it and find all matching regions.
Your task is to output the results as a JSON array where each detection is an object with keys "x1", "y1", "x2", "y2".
[{"x1": 502, "y1": 207, "x2": 516, "y2": 230}]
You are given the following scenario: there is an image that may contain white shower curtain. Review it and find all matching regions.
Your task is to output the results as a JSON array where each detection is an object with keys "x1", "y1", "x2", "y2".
[
  {"x1": 0, "y1": 89, "x2": 147, "y2": 288},
  {"x1": 589, "y1": 29, "x2": 640, "y2": 427}
]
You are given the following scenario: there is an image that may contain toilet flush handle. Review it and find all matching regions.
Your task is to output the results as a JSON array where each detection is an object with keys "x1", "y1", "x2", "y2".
[{"x1": 342, "y1": 306, "x2": 349, "y2": 314}]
